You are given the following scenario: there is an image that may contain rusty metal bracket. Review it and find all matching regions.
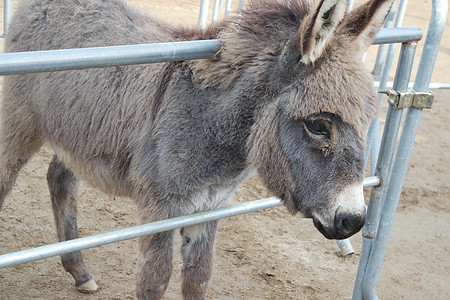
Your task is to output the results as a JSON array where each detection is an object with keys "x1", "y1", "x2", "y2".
[{"x1": 379, "y1": 89, "x2": 434, "y2": 109}]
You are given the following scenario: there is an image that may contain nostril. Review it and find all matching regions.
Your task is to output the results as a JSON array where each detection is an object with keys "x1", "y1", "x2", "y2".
[
  {"x1": 341, "y1": 218, "x2": 350, "y2": 232},
  {"x1": 335, "y1": 212, "x2": 366, "y2": 238}
]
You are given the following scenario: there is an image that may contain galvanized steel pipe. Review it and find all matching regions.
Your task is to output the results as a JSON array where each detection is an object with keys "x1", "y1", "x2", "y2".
[
  {"x1": 360, "y1": 0, "x2": 448, "y2": 299},
  {"x1": 0, "y1": 27, "x2": 422, "y2": 76},
  {"x1": 371, "y1": 27, "x2": 422, "y2": 44},
  {"x1": 353, "y1": 42, "x2": 418, "y2": 300},
  {"x1": 1, "y1": 0, "x2": 12, "y2": 38},
  {"x1": 0, "y1": 177, "x2": 379, "y2": 269},
  {"x1": 198, "y1": 0, "x2": 210, "y2": 30},
  {"x1": 0, "y1": 40, "x2": 222, "y2": 75}
]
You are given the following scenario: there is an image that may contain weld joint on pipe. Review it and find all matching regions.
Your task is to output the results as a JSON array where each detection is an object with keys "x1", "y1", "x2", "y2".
[
  {"x1": 375, "y1": 175, "x2": 383, "y2": 188},
  {"x1": 363, "y1": 231, "x2": 377, "y2": 240},
  {"x1": 405, "y1": 40, "x2": 420, "y2": 46}
]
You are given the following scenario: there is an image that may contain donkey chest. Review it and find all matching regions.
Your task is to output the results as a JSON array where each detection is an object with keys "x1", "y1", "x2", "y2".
[{"x1": 177, "y1": 167, "x2": 252, "y2": 216}]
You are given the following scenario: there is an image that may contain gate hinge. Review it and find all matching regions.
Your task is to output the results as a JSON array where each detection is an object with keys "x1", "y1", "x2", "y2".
[{"x1": 379, "y1": 89, "x2": 434, "y2": 109}]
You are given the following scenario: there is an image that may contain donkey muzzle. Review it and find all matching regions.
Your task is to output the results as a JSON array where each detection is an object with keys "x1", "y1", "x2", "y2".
[
  {"x1": 313, "y1": 210, "x2": 366, "y2": 239},
  {"x1": 312, "y1": 183, "x2": 366, "y2": 239}
]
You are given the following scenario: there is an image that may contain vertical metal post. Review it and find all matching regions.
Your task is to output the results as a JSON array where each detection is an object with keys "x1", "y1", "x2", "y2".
[
  {"x1": 225, "y1": 0, "x2": 232, "y2": 17},
  {"x1": 212, "y1": 0, "x2": 221, "y2": 23},
  {"x1": 3, "y1": 0, "x2": 12, "y2": 37},
  {"x1": 337, "y1": 239, "x2": 355, "y2": 256},
  {"x1": 372, "y1": 1, "x2": 397, "y2": 80},
  {"x1": 362, "y1": 43, "x2": 417, "y2": 300},
  {"x1": 347, "y1": 0, "x2": 355, "y2": 11},
  {"x1": 198, "y1": 0, "x2": 210, "y2": 30},
  {"x1": 353, "y1": 41, "x2": 417, "y2": 300},
  {"x1": 376, "y1": 0, "x2": 409, "y2": 90},
  {"x1": 365, "y1": 0, "x2": 400, "y2": 175},
  {"x1": 359, "y1": 0, "x2": 447, "y2": 298},
  {"x1": 238, "y1": 0, "x2": 245, "y2": 12},
  {"x1": 351, "y1": 0, "x2": 398, "y2": 258}
]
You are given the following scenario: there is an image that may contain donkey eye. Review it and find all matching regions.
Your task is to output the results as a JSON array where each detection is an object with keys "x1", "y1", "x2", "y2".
[{"x1": 304, "y1": 120, "x2": 329, "y2": 136}]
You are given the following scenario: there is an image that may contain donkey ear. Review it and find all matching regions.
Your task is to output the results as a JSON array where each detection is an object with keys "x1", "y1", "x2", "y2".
[
  {"x1": 339, "y1": 0, "x2": 395, "y2": 51},
  {"x1": 298, "y1": 0, "x2": 348, "y2": 65}
]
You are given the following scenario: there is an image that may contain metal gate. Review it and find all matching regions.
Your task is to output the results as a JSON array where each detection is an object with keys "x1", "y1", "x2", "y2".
[{"x1": 0, "y1": 0, "x2": 447, "y2": 299}]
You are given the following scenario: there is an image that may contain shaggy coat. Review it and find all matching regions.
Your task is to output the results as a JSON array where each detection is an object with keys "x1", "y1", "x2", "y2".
[{"x1": 0, "y1": 0, "x2": 393, "y2": 299}]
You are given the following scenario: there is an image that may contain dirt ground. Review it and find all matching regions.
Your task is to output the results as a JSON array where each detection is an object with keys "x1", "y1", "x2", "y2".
[{"x1": 0, "y1": 0, "x2": 449, "y2": 299}]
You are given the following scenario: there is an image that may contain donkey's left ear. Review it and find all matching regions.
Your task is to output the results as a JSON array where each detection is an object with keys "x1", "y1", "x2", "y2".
[
  {"x1": 298, "y1": 0, "x2": 348, "y2": 65},
  {"x1": 338, "y1": 0, "x2": 395, "y2": 52}
]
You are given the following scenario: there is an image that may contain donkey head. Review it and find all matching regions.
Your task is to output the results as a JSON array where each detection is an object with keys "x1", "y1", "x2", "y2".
[{"x1": 248, "y1": 0, "x2": 394, "y2": 239}]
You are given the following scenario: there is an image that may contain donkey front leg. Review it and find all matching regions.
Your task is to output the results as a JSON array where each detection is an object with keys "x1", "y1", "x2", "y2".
[
  {"x1": 136, "y1": 202, "x2": 175, "y2": 300},
  {"x1": 180, "y1": 220, "x2": 219, "y2": 300},
  {"x1": 46, "y1": 155, "x2": 97, "y2": 293},
  {"x1": 136, "y1": 230, "x2": 175, "y2": 300}
]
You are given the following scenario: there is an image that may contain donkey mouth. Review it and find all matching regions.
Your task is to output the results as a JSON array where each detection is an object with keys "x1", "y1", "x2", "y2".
[
  {"x1": 313, "y1": 218, "x2": 335, "y2": 239},
  {"x1": 312, "y1": 211, "x2": 366, "y2": 240}
]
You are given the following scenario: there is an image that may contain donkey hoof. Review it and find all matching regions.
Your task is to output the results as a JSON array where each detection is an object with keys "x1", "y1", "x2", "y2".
[{"x1": 77, "y1": 278, "x2": 98, "y2": 293}]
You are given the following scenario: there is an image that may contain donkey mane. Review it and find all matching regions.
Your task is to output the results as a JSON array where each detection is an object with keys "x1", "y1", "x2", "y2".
[
  {"x1": 180, "y1": 0, "x2": 309, "y2": 91},
  {"x1": 175, "y1": 0, "x2": 308, "y2": 41}
]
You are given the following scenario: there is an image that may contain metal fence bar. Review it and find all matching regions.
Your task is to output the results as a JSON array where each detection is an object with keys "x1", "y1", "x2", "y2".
[
  {"x1": 238, "y1": 0, "x2": 245, "y2": 11},
  {"x1": 347, "y1": 0, "x2": 355, "y2": 12},
  {"x1": 372, "y1": 0, "x2": 409, "y2": 78},
  {"x1": 367, "y1": 42, "x2": 417, "y2": 239},
  {"x1": 0, "y1": 27, "x2": 422, "y2": 76},
  {"x1": 0, "y1": 1, "x2": 441, "y2": 296},
  {"x1": 367, "y1": 0, "x2": 409, "y2": 175},
  {"x1": 365, "y1": 0, "x2": 404, "y2": 175},
  {"x1": 375, "y1": 81, "x2": 450, "y2": 89},
  {"x1": 349, "y1": 1, "x2": 402, "y2": 256},
  {"x1": 353, "y1": 41, "x2": 417, "y2": 300},
  {"x1": 377, "y1": 0, "x2": 410, "y2": 99},
  {"x1": 198, "y1": 0, "x2": 210, "y2": 30},
  {"x1": 1, "y1": 0, "x2": 12, "y2": 38},
  {"x1": 0, "y1": 177, "x2": 380, "y2": 269},
  {"x1": 212, "y1": 0, "x2": 221, "y2": 23},
  {"x1": 371, "y1": 27, "x2": 422, "y2": 44},
  {"x1": 372, "y1": 0, "x2": 397, "y2": 81},
  {"x1": 225, "y1": 0, "x2": 232, "y2": 17},
  {"x1": 0, "y1": 39, "x2": 222, "y2": 76},
  {"x1": 360, "y1": 0, "x2": 447, "y2": 298}
]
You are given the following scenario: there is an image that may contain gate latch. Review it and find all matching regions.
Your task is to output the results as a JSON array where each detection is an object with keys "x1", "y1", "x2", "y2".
[{"x1": 379, "y1": 89, "x2": 434, "y2": 109}]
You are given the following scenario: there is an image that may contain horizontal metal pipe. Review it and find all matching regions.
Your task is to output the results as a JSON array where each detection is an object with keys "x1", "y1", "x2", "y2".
[
  {"x1": 363, "y1": 176, "x2": 381, "y2": 188},
  {"x1": 375, "y1": 81, "x2": 450, "y2": 89},
  {"x1": 0, "y1": 197, "x2": 281, "y2": 269},
  {"x1": 0, "y1": 39, "x2": 222, "y2": 76},
  {"x1": 0, "y1": 27, "x2": 421, "y2": 76},
  {"x1": 372, "y1": 27, "x2": 422, "y2": 44},
  {"x1": 0, "y1": 176, "x2": 379, "y2": 269}
]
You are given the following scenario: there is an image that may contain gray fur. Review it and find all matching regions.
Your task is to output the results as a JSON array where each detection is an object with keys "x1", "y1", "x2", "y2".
[{"x1": 0, "y1": 0, "x2": 393, "y2": 299}]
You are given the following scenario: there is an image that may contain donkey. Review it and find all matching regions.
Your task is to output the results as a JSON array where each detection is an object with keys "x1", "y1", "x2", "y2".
[{"x1": 0, "y1": 0, "x2": 393, "y2": 298}]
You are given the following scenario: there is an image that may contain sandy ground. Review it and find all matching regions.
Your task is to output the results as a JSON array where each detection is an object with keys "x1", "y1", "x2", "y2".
[{"x1": 0, "y1": 0, "x2": 449, "y2": 299}]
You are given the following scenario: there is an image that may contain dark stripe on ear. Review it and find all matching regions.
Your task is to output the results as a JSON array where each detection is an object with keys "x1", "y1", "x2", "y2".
[{"x1": 300, "y1": 0, "x2": 326, "y2": 57}]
